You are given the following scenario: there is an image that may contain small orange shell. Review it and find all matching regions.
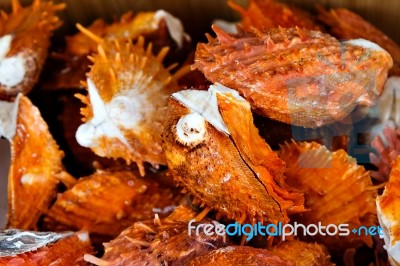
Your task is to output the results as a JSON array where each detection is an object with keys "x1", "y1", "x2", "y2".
[
  {"x1": 0, "y1": 0, "x2": 65, "y2": 99},
  {"x1": 43, "y1": 169, "x2": 182, "y2": 239},
  {"x1": 4, "y1": 95, "x2": 75, "y2": 230},
  {"x1": 278, "y1": 141, "x2": 377, "y2": 253}
]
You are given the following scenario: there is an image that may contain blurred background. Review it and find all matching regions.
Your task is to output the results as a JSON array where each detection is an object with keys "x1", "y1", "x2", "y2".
[{"x1": 0, "y1": 0, "x2": 399, "y2": 43}]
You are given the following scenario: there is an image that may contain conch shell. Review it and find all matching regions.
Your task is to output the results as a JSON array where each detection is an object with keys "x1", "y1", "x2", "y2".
[
  {"x1": 0, "y1": 95, "x2": 75, "y2": 230},
  {"x1": 0, "y1": 0, "x2": 64, "y2": 99},
  {"x1": 377, "y1": 156, "x2": 400, "y2": 265},
  {"x1": 279, "y1": 141, "x2": 377, "y2": 252},
  {"x1": 162, "y1": 84, "x2": 304, "y2": 226},
  {"x1": 75, "y1": 35, "x2": 186, "y2": 175},
  {"x1": 194, "y1": 26, "x2": 393, "y2": 128}
]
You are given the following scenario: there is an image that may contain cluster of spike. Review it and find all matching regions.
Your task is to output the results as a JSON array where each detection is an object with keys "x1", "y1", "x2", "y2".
[
  {"x1": 194, "y1": 25, "x2": 393, "y2": 128},
  {"x1": 75, "y1": 25, "x2": 189, "y2": 175},
  {"x1": 0, "y1": 0, "x2": 65, "y2": 99}
]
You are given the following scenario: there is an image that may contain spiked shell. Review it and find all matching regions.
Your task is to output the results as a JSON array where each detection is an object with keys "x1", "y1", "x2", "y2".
[
  {"x1": 67, "y1": 10, "x2": 189, "y2": 57},
  {"x1": 43, "y1": 169, "x2": 182, "y2": 239},
  {"x1": 194, "y1": 26, "x2": 393, "y2": 128},
  {"x1": 377, "y1": 157, "x2": 400, "y2": 265},
  {"x1": 0, "y1": 0, "x2": 65, "y2": 99},
  {"x1": 162, "y1": 85, "x2": 305, "y2": 227},
  {"x1": 229, "y1": 0, "x2": 322, "y2": 31},
  {"x1": 75, "y1": 37, "x2": 182, "y2": 175},
  {"x1": 278, "y1": 141, "x2": 377, "y2": 253},
  {"x1": 83, "y1": 205, "x2": 230, "y2": 266},
  {"x1": 2, "y1": 96, "x2": 75, "y2": 230}
]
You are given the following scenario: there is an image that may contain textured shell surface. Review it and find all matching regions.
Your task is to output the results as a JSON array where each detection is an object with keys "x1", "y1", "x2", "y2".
[
  {"x1": 194, "y1": 26, "x2": 393, "y2": 128},
  {"x1": 279, "y1": 141, "x2": 377, "y2": 252},
  {"x1": 162, "y1": 84, "x2": 305, "y2": 226},
  {"x1": 0, "y1": 95, "x2": 74, "y2": 230}
]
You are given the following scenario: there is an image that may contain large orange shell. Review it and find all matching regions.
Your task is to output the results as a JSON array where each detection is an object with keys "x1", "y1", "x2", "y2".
[
  {"x1": 84, "y1": 205, "x2": 230, "y2": 266},
  {"x1": 75, "y1": 37, "x2": 181, "y2": 175},
  {"x1": 3, "y1": 95, "x2": 75, "y2": 230},
  {"x1": 194, "y1": 26, "x2": 393, "y2": 128},
  {"x1": 278, "y1": 141, "x2": 377, "y2": 253},
  {"x1": 229, "y1": 0, "x2": 322, "y2": 31},
  {"x1": 162, "y1": 86, "x2": 304, "y2": 226},
  {"x1": 43, "y1": 168, "x2": 182, "y2": 239},
  {"x1": 0, "y1": 0, "x2": 64, "y2": 99}
]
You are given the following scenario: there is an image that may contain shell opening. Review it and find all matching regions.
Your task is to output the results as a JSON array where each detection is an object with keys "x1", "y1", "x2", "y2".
[{"x1": 176, "y1": 112, "x2": 206, "y2": 147}]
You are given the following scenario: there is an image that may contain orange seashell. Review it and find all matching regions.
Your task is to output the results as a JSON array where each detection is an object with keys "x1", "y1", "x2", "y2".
[
  {"x1": 43, "y1": 168, "x2": 182, "y2": 239},
  {"x1": 84, "y1": 205, "x2": 230, "y2": 266},
  {"x1": 278, "y1": 141, "x2": 377, "y2": 253},
  {"x1": 377, "y1": 156, "x2": 400, "y2": 265},
  {"x1": 317, "y1": 6, "x2": 400, "y2": 75},
  {"x1": 75, "y1": 34, "x2": 186, "y2": 175},
  {"x1": 67, "y1": 10, "x2": 190, "y2": 57},
  {"x1": 270, "y1": 240, "x2": 334, "y2": 266},
  {"x1": 194, "y1": 26, "x2": 393, "y2": 128},
  {"x1": 0, "y1": 230, "x2": 92, "y2": 265},
  {"x1": 229, "y1": 0, "x2": 322, "y2": 31},
  {"x1": 47, "y1": 10, "x2": 191, "y2": 90},
  {"x1": 0, "y1": 0, "x2": 64, "y2": 99},
  {"x1": 0, "y1": 95, "x2": 75, "y2": 230},
  {"x1": 162, "y1": 85, "x2": 305, "y2": 227}
]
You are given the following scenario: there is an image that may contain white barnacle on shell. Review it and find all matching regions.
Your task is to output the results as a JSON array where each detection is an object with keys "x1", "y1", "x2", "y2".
[
  {"x1": 172, "y1": 83, "x2": 247, "y2": 135},
  {"x1": 175, "y1": 112, "x2": 206, "y2": 147}
]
